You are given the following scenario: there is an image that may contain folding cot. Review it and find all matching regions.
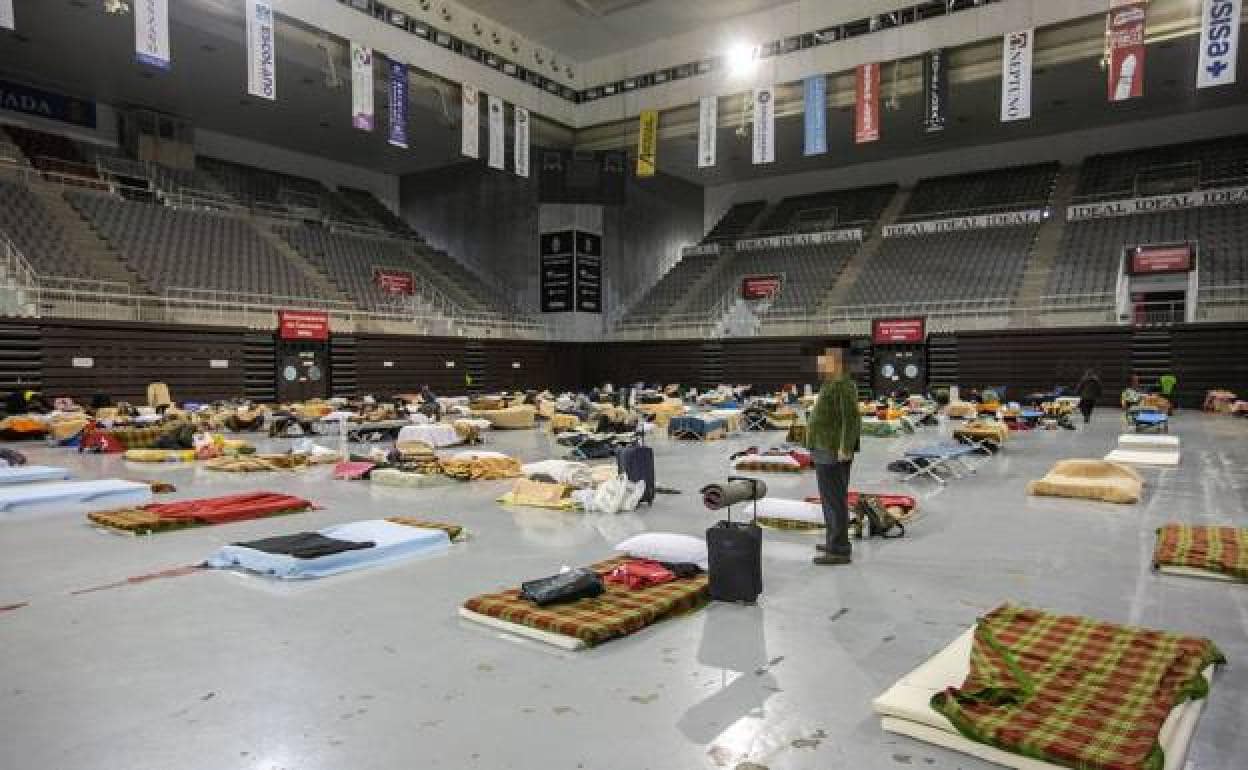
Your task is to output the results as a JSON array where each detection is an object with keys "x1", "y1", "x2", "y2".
[
  {"x1": 668, "y1": 415, "x2": 728, "y2": 441},
  {"x1": 896, "y1": 443, "x2": 984, "y2": 484},
  {"x1": 1127, "y1": 408, "x2": 1169, "y2": 433}
]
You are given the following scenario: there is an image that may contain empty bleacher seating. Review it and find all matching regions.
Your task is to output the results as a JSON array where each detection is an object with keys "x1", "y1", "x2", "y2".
[
  {"x1": 618, "y1": 253, "x2": 722, "y2": 325},
  {"x1": 277, "y1": 225, "x2": 432, "y2": 310},
  {"x1": 198, "y1": 156, "x2": 361, "y2": 223},
  {"x1": 844, "y1": 226, "x2": 1039, "y2": 306},
  {"x1": 703, "y1": 201, "x2": 766, "y2": 242},
  {"x1": 900, "y1": 163, "x2": 1059, "y2": 221},
  {"x1": 337, "y1": 187, "x2": 414, "y2": 235},
  {"x1": 754, "y1": 185, "x2": 897, "y2": 234},
  {"x1": 1075, "y1": 135, "x2": 1248, "y2": 200},
  {"x1": 0, "y1": 178, "x2": 93, "y2": 278},
  {"x1": 68, "y1": 191, "x2": 327, "y2": 299}
]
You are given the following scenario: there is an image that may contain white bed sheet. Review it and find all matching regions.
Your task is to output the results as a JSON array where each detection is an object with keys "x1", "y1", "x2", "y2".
[
  {"x1": 872, "y1": 629, "x2": 1213, "y2": 770},
  {"x1": 1158, "y1": 565, "x2": 1241, "y2": 583},
  {"x1": 1104, "y1": 449, "x2": 1181, "y2": 466}
]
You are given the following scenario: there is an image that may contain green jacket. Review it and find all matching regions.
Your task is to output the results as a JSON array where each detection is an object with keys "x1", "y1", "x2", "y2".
[
  {"x1": 1159, "y1": 374, "x2": 1177, "y2": 396},
  {"x1": 806, "y1": 376, "x2": 861, "y2": 460}
]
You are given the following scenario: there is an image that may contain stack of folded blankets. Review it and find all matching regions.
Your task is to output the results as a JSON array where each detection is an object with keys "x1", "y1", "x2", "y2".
[{"x1": 440, "y1": 451, "x2": 522, "y2": 481}]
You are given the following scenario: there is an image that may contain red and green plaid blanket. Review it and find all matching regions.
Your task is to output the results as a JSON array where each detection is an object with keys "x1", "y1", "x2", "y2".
[
  {"x1": 1153, "y1": 524, "x2": 1248, "y2": 582},
  {"x1": 463, "y1": 557, "x2": 708, "y2": 646},
  {"x1": 931, "y1": 604, "x2": 1224, "y2": 770}
]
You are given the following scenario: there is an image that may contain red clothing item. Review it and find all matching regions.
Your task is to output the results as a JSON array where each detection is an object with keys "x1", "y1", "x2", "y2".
[
  {"x1": 805, "y1": 491, "x2": 917, "y2": 513},
  {"x1": 604, "y1": 559, "x2": 676, "y2": 590},
  {"x1": 143, "y1": 492, "x2": 314, "y2": 524}
]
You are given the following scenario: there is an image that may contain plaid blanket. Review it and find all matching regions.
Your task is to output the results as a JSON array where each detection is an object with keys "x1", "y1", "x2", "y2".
[
  {"x1": 931, "y1": 604, "x2": 1224, "y2": 770},
  {"x1": 733, "y1": 459, "x2": 803, "y2": 473},
  {"x1": 463, "y1": 557, "x2": 708, "y2": 646},
  {"x1": 1154, "y1": 524, "x2": 1248, "y2": 582},
  {"x1": 89, "y1": 492, "x2": 313, "y2": 534}
]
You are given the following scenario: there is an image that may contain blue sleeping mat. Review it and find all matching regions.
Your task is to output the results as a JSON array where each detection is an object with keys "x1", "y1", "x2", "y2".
[
  {"x1": 0, "y1": 480, "x2": 152, "y2": 512},
  {"x1": 204, "y1": 519, "x2": 451, "y2": 580},
  {"x1": 0, "y1": 466, "x2": 71, "y2": 485}
]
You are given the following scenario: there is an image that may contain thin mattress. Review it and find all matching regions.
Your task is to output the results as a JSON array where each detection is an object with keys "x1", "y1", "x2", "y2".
[
  {"x1": 872, "y1": 629, "x2": 1212, "y2": 770},
  {"x1": 0, "y1": 466, "x2": 71, "y2": 485},
  {"x1": 1154, "y1": 524, "x2": 1248, "y2": 583},
  {"x1": 460, "y1": 557, "x2": 709, "y2": 650},
  {"x1": 203, "y1": 519, "x2": 451, "y2": 579},
  {"x1": 397, "y1": 423, "x2": 463, "y2": 448},
  {"x1": 1103, "y1": 449, "x2": 1180, "y2": 466},
  {"x1": 0, "y1": 480, "x2": 152, "y2": 513}
]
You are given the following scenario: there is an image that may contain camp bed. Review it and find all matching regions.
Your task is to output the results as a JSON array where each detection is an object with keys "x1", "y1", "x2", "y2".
[
  {"x1": 0, "y1": 466, "x2": 71, "y2": 485},
  {"x1": 460, "y1": 557, "x2": 709, "y2": 650},
  {"x1": 897, "y1": 443, "x2": 983, "y2": 484}
]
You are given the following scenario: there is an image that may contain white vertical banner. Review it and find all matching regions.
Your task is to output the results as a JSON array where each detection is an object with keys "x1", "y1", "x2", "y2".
[
  {"x1": 514, "y1": 107, "x2": 530, "y2": 178},
  {"x1": 751, "y1": 86, "x2": 775, "y2": 165},
  {"x1": 461, "y1": 84, "x2": 480, "y2": 158},
  {"x1": 0, "y1": 1, "x2": 13, "y2": 32},
  {"x1": 246, "y1": 0, "x2": 277, "y2": 100},
  {"x1": 350, "y1": 43, "x2": 373, "y2": 131},
  {"x1": 1000, "y1": 29, "x2": 1033, "y2": 122},
  {"x1": 697, "y1": 95, "x2": 717, "y2": 168},
  {"x1": 134, "y1": 0, "x2": 170, "y2": 70},
  {"x1": 1198, "y1": 0, "x2": 1241, "y2": 89},
  {"x1": 487, "y1": 95, "x2": 505, "y2": 171}
]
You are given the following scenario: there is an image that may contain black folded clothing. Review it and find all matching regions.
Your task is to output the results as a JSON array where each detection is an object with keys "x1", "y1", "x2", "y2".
[
  {"x1": 232, "y1": 532, "x2": 376, "y2": 559},
  {"x1": 521, "y1": 567, "x2": 604, "y2": 606}
]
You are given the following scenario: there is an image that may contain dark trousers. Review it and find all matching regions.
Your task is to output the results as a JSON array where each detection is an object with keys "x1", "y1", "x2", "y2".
[
  {"x1": 815, "y1": 460, "x2": 853, "y2": 556},
  {"x1": 1078, "y1": 397, "x2": 1096, "y2": 423}
]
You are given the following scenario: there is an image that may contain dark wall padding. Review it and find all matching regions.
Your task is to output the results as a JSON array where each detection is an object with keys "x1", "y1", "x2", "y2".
[
  {"x1": 1172, "y1": 323, "x2": 1248, "y2": 408},
  {"x1": 953, "y1": 326, "x2": 1133, "y2": 404},
  {"x1": 40, "y1": 319, "x2": 246, "y2": 403},
  {"x1": 354, "y1": 334, "x2": 470, "y2": 396},
  {"x1": 580, "y1": 340, "x2": 707, "y2": 389}
]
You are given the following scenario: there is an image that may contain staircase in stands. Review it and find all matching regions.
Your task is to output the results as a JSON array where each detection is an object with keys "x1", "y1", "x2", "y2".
[
  {"x1": 657, "y1": 245, "x2": 738, "y2": 323},
  {"x1": 26, "y1": 183, "x2": 150, "y2": 291},
  {"x1": 1130, "y1": 328, "x2": 1174, "y2": 391},
  {"x1": 1010, "y1": 164, "x2": 1081, "y2": 325},
  {"x1": 818, "y1": 188, "x2": 912, "y2": 311},
  {"x1": 252, "y1": 219, "x2": 353, "y2": 305}
]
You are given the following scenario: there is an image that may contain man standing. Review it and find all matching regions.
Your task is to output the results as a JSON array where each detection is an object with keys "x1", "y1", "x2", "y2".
[
  {"x1": 1075, "y1": 369, "x2": 1103, "y2": 424},
  {"x1": 806, "y1": 348, "x2": 861, "y2": 566}
]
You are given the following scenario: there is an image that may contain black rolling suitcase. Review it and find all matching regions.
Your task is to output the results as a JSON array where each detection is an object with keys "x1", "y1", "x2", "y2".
[
  {"x1": 706, "y1": 476, "x2": 763, "y2": 603},
  {"x1": 616, "y1": 427, "x2": 655, "y2": 505}
]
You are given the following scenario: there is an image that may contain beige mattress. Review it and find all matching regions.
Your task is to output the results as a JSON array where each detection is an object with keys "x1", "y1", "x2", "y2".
[
  {"x1": 1026, "y1": 459, "x2": 1143, "y2": 504},
  {"x1": 873, "y1": 629, "x2": 1213, "y2": 770}
]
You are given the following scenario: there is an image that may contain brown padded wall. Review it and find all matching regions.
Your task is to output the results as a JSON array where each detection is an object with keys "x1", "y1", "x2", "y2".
[
  {"x1": 579, "y1": 340, "x2": 706, "y2": 389},
  {"x1": 1171, "y1": 322, "x2": 1248, "y2": 408},
  {"x1": 354, "y1": 334, "x2": 470, "y2": 395},
  {"x1": 721, "y1": 337, "x2": 850, "y2": 390},
  {"x1": 954, "y1": 326, "x2": 1133, "y2": 404},
  {"x1": 40, "y1": 319, "x2": 246, "y2": 403}
]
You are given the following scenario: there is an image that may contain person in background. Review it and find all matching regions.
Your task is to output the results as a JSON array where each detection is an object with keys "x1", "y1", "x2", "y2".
[
  {"x1": 1075, "y1": 369, "x2": 1104, "y2": 424},
  {"x1": 1121, "y1": 374, "x2": 1142, "y2": 409},
  {"x1": 805, "y1": 349, "x2": 861, "y2": 566},
  {"x1": 419, "y1": 385, "x2": 441, "y2": 420}
]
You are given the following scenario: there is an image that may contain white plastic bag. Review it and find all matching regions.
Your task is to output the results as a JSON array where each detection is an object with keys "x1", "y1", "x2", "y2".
[{"x1": 589, "y1": 474, "x2": 644, "y2": 514}]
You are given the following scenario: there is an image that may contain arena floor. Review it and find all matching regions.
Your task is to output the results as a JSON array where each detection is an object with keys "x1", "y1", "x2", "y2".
[{"x1": 0, "y1": 411, "x2": 1245, "y2": 770}]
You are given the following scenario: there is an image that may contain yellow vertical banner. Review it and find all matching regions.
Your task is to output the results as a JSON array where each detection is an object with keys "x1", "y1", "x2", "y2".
[{"x1": 636, "y1": 109, "x2": 658, "y2": 178}]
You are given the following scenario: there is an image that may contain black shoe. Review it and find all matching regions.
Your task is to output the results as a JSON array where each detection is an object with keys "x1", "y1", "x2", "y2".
[{"x1": 813, "y1": 553, "x2": 852, "y2": 566}]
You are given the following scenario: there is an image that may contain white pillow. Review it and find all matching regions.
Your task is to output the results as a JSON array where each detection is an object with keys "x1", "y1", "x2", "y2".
[{"x1": 615, "y1": 533, "x2": 708, "y2": 569}]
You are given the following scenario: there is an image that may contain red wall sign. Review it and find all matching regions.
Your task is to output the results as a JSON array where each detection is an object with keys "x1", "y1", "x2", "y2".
[
  {"x1": 374, "y1": 268, "x2": 415, "y2": 295},
  {"x1": 742, "y1": 274, "x2": 782, "y2": 300},
  {"x1": 872, "y1": 317, "x2": 926, "y2": 344},
  {"x1": 1107, "y1": 1, "x2": 1147, "y2": 102},
  {"x1": 1130, "y1": 244, "x2": 1194, "y2": 275},
  {"x1": 278, "y1": 310, "x2": 330, "y2": 341}
]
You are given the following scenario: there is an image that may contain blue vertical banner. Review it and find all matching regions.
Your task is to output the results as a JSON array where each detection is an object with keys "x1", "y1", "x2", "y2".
[
  {"x1": 388, "y1": 60, "x2": 408, "y2": 148},
  {"x1": 803, "y1": 75, "x2": 827, "y2": 156}
]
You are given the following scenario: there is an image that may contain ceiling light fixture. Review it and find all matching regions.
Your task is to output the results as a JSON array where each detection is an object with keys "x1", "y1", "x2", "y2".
[{"x1": 725, "y1": 42, "x2": 758, "y2": 78}]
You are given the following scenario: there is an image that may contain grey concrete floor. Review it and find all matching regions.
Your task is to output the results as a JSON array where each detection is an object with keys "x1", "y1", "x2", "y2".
[{"x1": 0, "y1": 411, "x2": 1245, "y2": 770}]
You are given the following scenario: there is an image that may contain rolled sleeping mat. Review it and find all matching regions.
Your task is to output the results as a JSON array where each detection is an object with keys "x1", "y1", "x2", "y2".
[{"x1": 700, "y1": 478, "x2": 768, "y2": 510}]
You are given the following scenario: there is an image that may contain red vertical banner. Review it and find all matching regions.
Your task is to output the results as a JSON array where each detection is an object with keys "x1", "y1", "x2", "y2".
[
  {"x1": 1107, "y1": 1, "x2": 1147, "y2": 102},
  {"x1": 855, "y1": 62, "x2": 880, "y2": 144}
]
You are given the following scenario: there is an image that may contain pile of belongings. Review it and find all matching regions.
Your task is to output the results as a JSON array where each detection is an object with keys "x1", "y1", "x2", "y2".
[
  {"x1": 730, "y1": 446, "x2": 812, "y2": 473},
  {"x1": 80, "y1": 419, "x2": 196, "y2": 453},
  {"x1": 499, "y1": 478, "x2": 577, "y2": 510},
  {"x1": 521, "y1": 459, "x2": 595, "y2": 488},
  {"x1": 555, "y1": 428, "x2": 639, "y2": 460},
  {"x1": 952, "y1": 419, "x2": 1010, "y2": 451},
  {"x1": 89, "y1": 492, "x2": 314, "y2": 534},
  {"x1": 440, "y1": 450, "x2": 522, "y2": 481},
  {"x1": 223, "y1": 405, "x2": 267, "y2": 432}
]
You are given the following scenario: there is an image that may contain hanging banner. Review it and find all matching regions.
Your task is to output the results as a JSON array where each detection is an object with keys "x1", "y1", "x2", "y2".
[
  {"x1": 1108, "y1": 1, "x2": 1147, "y2": 102},
  {"x1": 1000, "y1": 30, "x2": 1033, "y2": 122},
  {"x1": 923, "y1": 49, "x2": 947, "y2": 132},
  {"x1": 540, "y1": 231, "x2": 574, "y2": 312},
  {"x1": 697, "y1": 96, "x2": 717, "y2": 168},
  {"x1": 0, "y1": 79, "x2": 97, "y2": 128},
  {"x1": 350, "y1": 43, "x2": 373, "y2": 131},
  {"x1": 134, "y1": 0, "x2": 170, "y2": 70},
  {"x1": 487, "y1": 95, "x2": 505, "y2": 170},
  {"x1": 388, "y1": 60, "x2": 407, "y2": 148},
  {"x1": 854, "y1": 64, "x2": 879, "y2": 144},
  {"x1": 514, "y1": 106, "x2": 530, "y2": 178},
  {"x1": 575, "y1": 231, "x2": 602, "y2": 313},
  {"x1": 882, "y1": 209, "x2": 1046, "y2": 237},
  {"x1": 1066, "y1": 184, "x2": 1248, "y2": 220},
  {"x1": 752, "y1": 85, "x2": 775, "y2": 164},
  {"x1": 736, "y1": 229, "x2": 865, "y2": 251},
  {"x1": 461, "y1": 84, "x2": 479, "y2": 158},
  {"x1": 245, "y1": 0, "x2": 276, "y2": 100},
  {"x1": 0, "y1": 1, "x2": 13, "y2": 32},
  {"x1": 374, "y1": 268, "x2": 415, "y2": 295},
  {"x1": 1198, "y1": 0, "x2": 1241, "y2": 89},
  {"x1": 636, "y1": 109, "x2": 658, "y2": 177},
  {"x1": 803, "y1": 76, "x2": 827, "y2": 156}
]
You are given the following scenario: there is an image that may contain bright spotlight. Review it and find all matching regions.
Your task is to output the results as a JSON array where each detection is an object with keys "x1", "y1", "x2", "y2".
[{"x1": 725, "y1": 43, "x2": 758, "y2": 77}]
